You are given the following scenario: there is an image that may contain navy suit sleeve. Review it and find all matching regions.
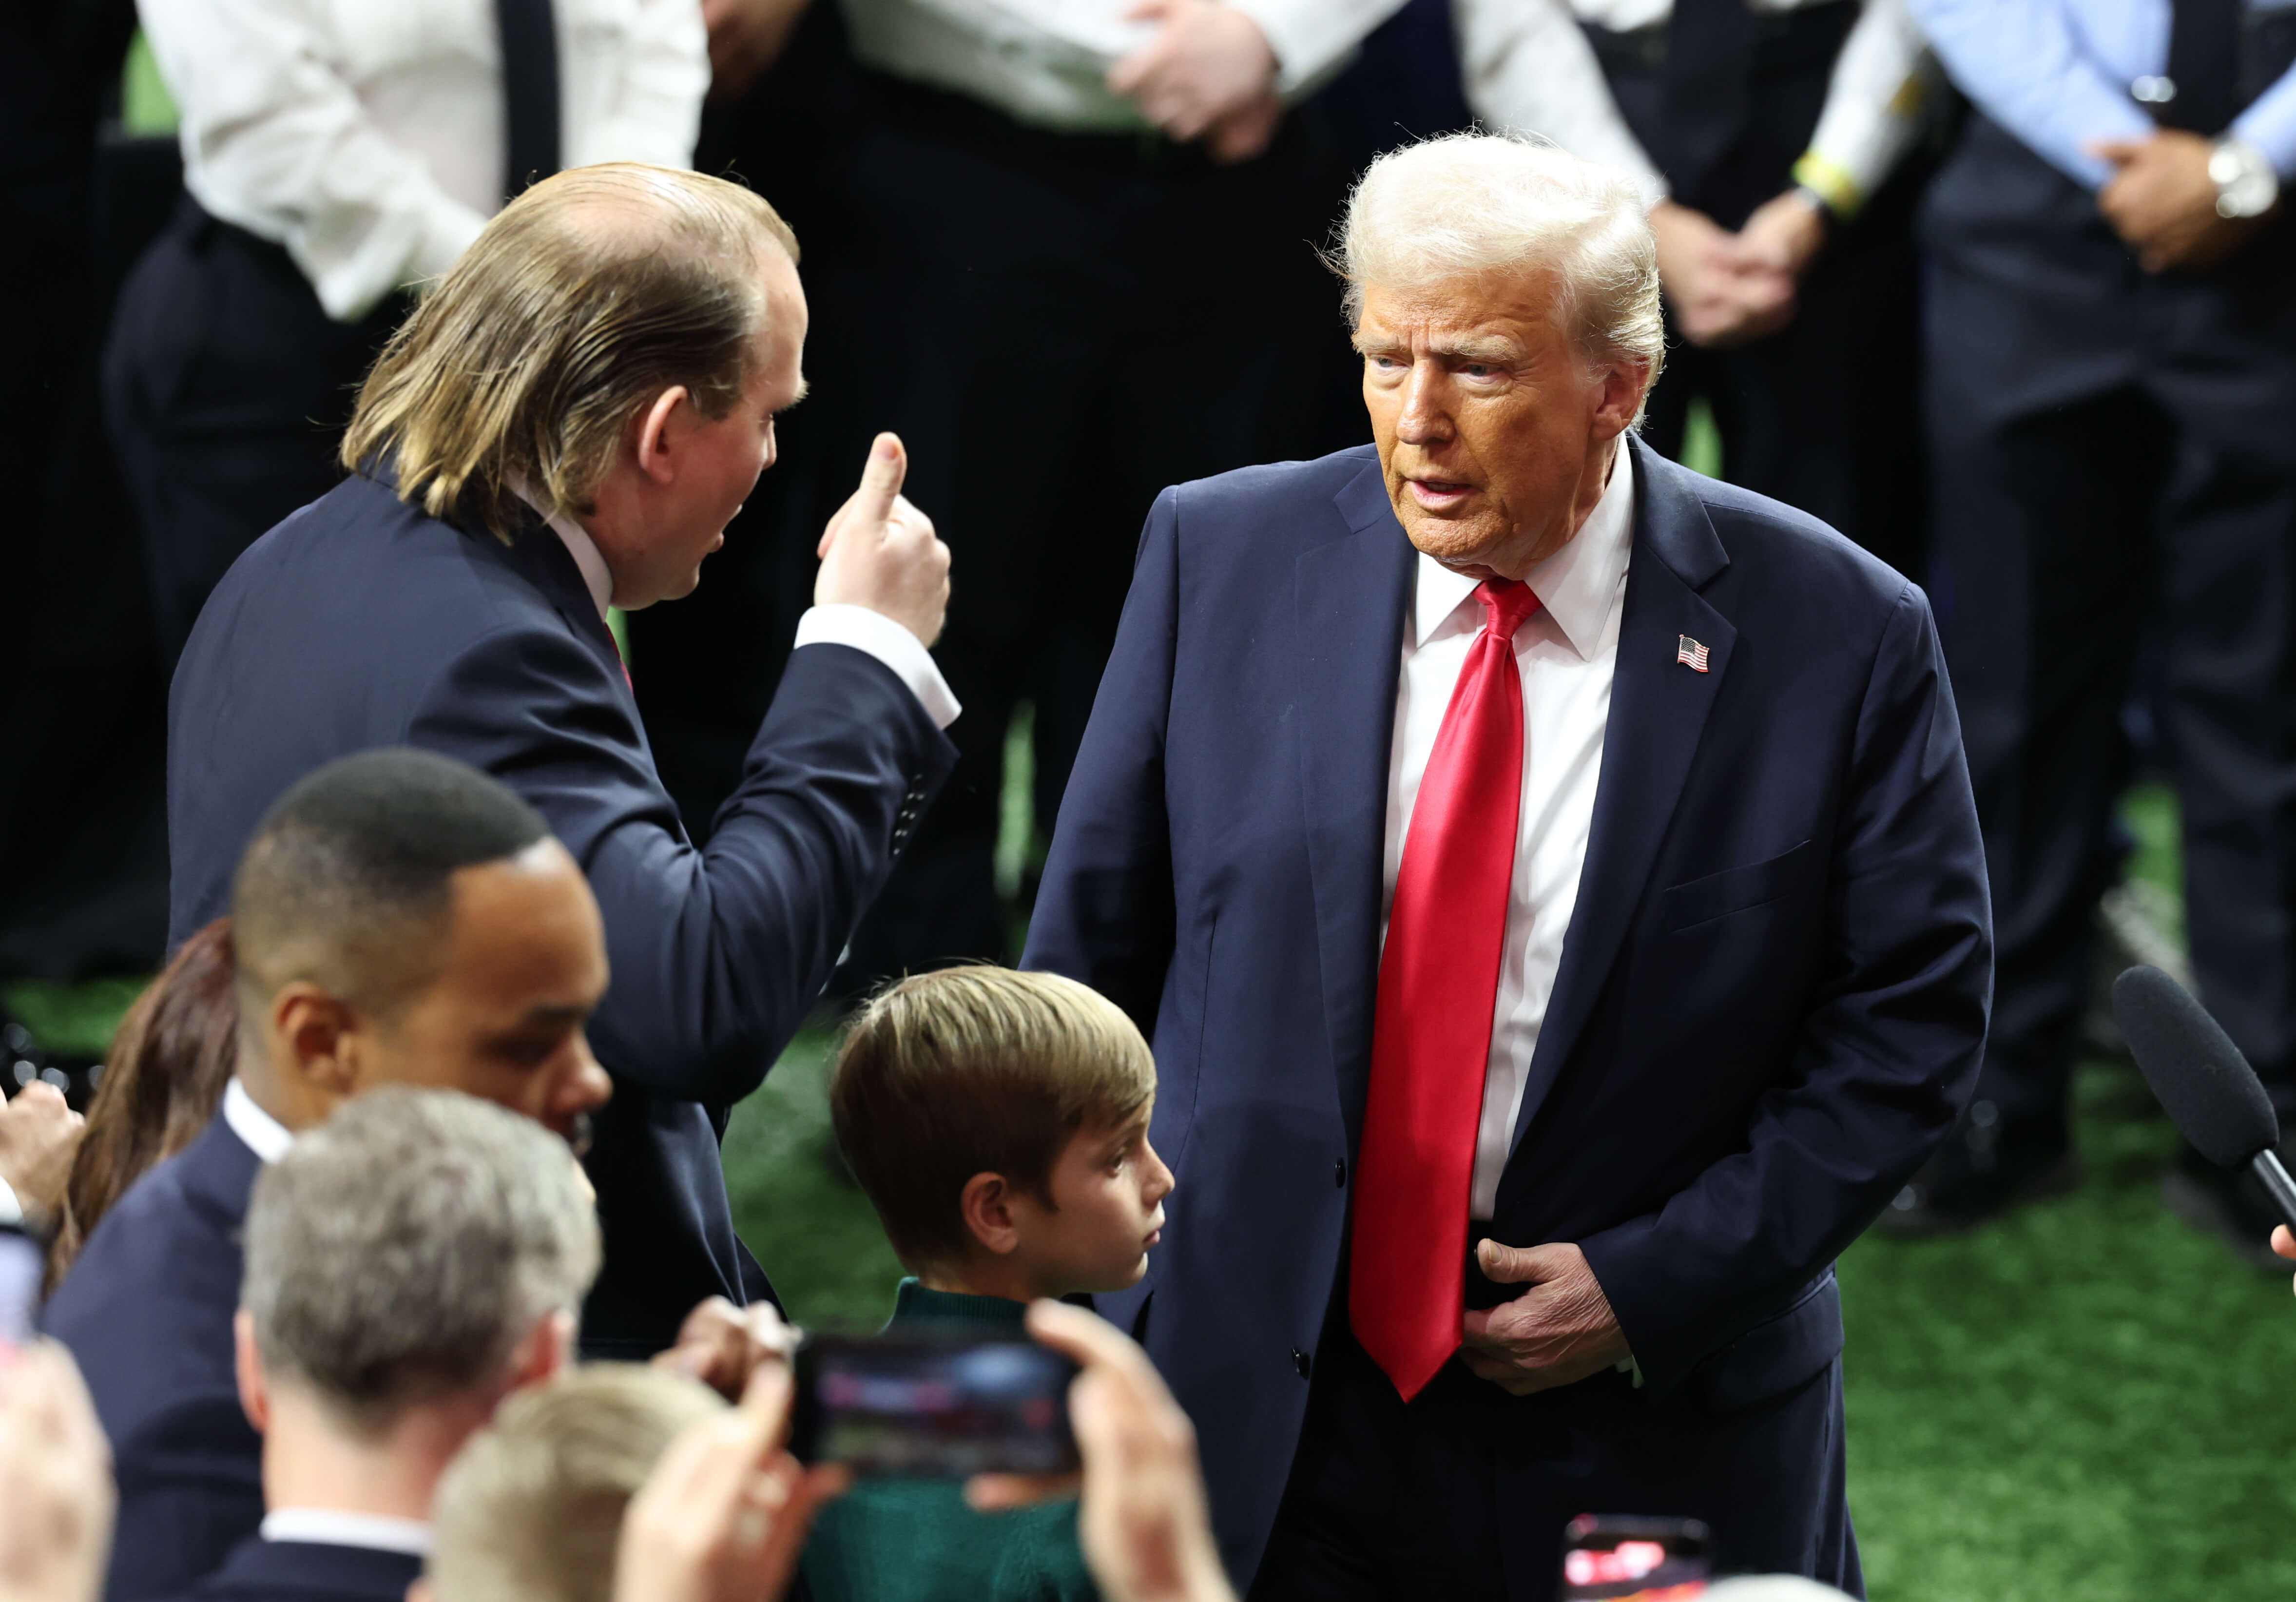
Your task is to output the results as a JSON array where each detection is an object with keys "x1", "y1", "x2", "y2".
[
  {"x1": 410, "y1": 625, "x2": 956, "y2": 1103},
  {"x1": 1578, "y1": 584, "x2": 1992, "y2": 1390},
  {"x1": 1022, "y1": 489, "x2": 1180, "y2": 1030}
]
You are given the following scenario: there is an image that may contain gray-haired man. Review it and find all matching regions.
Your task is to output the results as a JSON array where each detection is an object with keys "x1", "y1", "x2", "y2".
[{"x1": 162, "y1": 1087, "x2": 600, "y2": 1602}]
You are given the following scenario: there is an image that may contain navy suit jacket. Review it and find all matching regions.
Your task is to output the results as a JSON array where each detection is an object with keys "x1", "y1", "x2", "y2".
[
  {"x1": 42, "y1": 1118, "x2": 261, "y2": 1602},
  {"x1": 168, "y1": 1538, "x2": 423, "y2": 1602},
  {"x1": 165, "y1": 471, "x2": 957, "y2": 1352},
  {"x1": 1023, "y1": 439, "x2": 1991, "y2": 1582}
]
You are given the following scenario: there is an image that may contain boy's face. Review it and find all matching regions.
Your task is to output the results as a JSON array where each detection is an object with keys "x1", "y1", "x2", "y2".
[{"x1": 1007, "y1": 1109, "x2": 1173, "y2": 1298}]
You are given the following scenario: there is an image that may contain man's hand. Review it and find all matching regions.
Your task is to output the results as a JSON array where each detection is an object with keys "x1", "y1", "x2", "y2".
[
  {"x1": 0, "y1": 1085, "x2": 84, "y2": 1230},
  {"x1": 815, "y1": 433, "x2": 952, "y2": 648},
  {"x1": 1650, "y1": 200, "x2": 1796, "y2": 349},
  {"x1": 1459, "y1": 1240, "x2": 1630, "y2": 1397},
  {"x1": 2274, "y1": 1224, "x2": 2296, "y2": 1296},
  {"x1": 0, "y1": 1343, "x2": 114, "y2": 1602},
  {"x1": 1736, "y1": 189, "x2": 1829, "y2": 282},
  {"x1": 700, "y1": 0, "x2": 812, "y2": 104},
  {"x1": 653, "y1": 1298, "x2": 800, "y2": 1402},
  {"x1": 2092, "y1": 132, "x2": 2265, "y2": 272},
  {"x1": 613, "y1": 1365, "x2": 848, "y2": 1602},
  {"x1": 1108, "y1": 0, "x2": 1280, "y2": 155},
  {"x1": 969, "y1": 1301, "x2": 1238, "y2": 1602}
]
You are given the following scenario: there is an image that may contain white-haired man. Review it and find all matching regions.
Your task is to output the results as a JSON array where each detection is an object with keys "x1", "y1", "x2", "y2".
[{"x1": 1025, "y1": 133, "x2": 1990, "y2": 1598}]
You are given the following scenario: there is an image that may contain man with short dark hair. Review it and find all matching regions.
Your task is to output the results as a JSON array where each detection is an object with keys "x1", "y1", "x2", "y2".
[
  {"x1": 46, "y1": 749, "x2": 615, "y2": 1602},
  {"x1": 171, "y1": 1087, "x2": 600, "y2": 1602},
  {"x1": 166, "y1": 163, "x2": 960, "y2": 1359}
]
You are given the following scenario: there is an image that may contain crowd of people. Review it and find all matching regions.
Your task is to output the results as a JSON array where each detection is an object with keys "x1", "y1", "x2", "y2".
[{"x1": 1, "y1": 0, "x2": 2294, "y2": 1599}]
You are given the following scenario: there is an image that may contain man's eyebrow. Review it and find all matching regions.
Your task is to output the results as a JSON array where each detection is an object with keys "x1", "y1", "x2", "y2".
[
  {"x1": 1428, "y1": 334, "x2": 1520, "y2": 364},
  {"x1": 517, "y1": 1003, "x2": 593, "y2": 1027}
]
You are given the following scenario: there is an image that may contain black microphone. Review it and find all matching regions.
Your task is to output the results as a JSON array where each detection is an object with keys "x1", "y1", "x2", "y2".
[{"x1": 2110, "y1": 965, "x2": 2296, "y2": 1229}]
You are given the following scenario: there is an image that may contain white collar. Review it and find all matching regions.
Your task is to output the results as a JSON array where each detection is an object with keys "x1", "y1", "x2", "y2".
[
  {"x1": 223, "y1": 1078, "x2": 295, "y2": 1165},
  {"x1": 1411, "y1": 441, "x2": 1636, "y2": 659},
  {"x1": 512, "y1": 483, "x2": 615, "y2": 621},
  {"x1": 260, "y1": 1509, "x2": 434, "y2": 1557}
]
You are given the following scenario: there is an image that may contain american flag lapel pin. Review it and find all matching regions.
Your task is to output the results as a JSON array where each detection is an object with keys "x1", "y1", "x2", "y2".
[{"x1": 1676, "y1": 635, "x2": 1710, "y2": 673}]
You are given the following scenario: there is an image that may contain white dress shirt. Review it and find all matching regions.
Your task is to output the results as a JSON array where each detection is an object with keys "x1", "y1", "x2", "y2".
[
  {"x1": 1382, "y1": 448, "x2": 1635, "y2": 1220},
  {"x1": 141, "y1": 0, "x2": 709, "y2": 321},
  {"x1": 223, "y1": 1078, "x2": 296, "y2": 1163},
  {"x1": 1456, "y1": 0, "x2": 1930, "y2": 216},
  {"x1": 531, "y1": 500, "x2": 964, "y2": 731},
  {"x1": 260, "y1": 1510, "x2": 434, "y2": 1556},
  {"x1": 840, "y1": 0, "x2": 1410, "y2": 130}
]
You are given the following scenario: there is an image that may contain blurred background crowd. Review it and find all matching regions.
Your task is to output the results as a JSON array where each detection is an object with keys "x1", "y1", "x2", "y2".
[{"x1": 4, "y1": 0, "x2": 2296, "y2": 1592}]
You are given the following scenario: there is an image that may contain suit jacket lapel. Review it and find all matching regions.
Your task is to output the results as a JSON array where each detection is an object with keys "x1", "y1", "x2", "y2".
[
  {"x1": 1508, "y1": 438, "x2": 1736, "y2": 1154},
  {"x1": 1296, "y1": 456, "x2": 1415, "y2": 1152}
]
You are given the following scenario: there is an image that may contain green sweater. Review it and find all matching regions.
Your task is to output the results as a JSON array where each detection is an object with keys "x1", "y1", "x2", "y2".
[{"x1": 799, "y1": 1280, "x2": 1099, "y2": 1602}]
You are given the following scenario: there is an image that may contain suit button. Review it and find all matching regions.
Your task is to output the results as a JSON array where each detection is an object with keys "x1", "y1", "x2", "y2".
[
  {"x1": 1292, "y1": 1349, "x2": 1312, "y2": 1380},
  {"x1": 1333, "y1": 1159, "x2": 1347, "y2": 1188}
]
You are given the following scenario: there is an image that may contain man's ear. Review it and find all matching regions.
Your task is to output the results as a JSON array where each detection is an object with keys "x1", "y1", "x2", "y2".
[
  {"x1": 632, "y1": 386, "x2": 694, "y2": 486},
  {"x1": 1592, "y1": 356, "x2": 1653, "y2": 441},
  {"x1": 271, "y1": 984, "x2": 360, "y2": 1107},
  {"x1": 959, "y1": 1172, "x2": 1022, "y2": 1258},
  {"x1": 491, "y1": 1308, "x2": 576, "y2": 1412},
  {"x1": 234, "y1": 1309, "x2": 271, "y2": 1435}
]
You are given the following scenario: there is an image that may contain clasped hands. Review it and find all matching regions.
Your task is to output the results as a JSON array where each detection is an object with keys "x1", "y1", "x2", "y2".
[
  {"x1": 2089, "y1": 129, "x2": 2274, "y2": 273},
  {"x1": 1459, "y1": 1238, "x2": 1632, "y2": 1396},
  {"x1": 1651, "y1": 193, "x2": 1828, "y2": 351}
]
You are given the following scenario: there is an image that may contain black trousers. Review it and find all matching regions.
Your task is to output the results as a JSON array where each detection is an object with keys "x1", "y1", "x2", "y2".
[
  {"x1": 1593, "y1": 2, "x2": 1929, "y2": 573},
  {"x1": 103, "y1": 199, "x2": 403, "y2": 666},
  {"x1": 797, "y1": 79, "x2": 1353, "y2": 977},
  {"x1": 1251, "y1": 1323, "x2": 1859, "y2": 1602},
  {"x1": 1924, "y1": 116, "x2": 2296, "y2": 1130}
]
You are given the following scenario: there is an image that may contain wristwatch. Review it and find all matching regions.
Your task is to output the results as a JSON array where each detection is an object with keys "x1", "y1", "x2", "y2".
[{"x1": 2208, "y1": 137, "x2": 2281, "y2": 220}]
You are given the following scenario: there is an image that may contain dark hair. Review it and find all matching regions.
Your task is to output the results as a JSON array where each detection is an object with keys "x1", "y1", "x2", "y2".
[
  {"x1": 47, "y1": 918, "x2": 238, "y2": 1293},
  {"x1": 231, "y1": 749, "x2": 552, "y2": 1016},
  {"x1": 829, "y1": 968, "x2": 1156, "y2": 1270}
]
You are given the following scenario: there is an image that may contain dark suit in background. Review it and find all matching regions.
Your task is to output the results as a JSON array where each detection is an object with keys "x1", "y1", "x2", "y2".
[
  {"x1": 1025, "y1": 439, "x2": 1990, "y2": 1596},
  {"x1": 1903, "y1": 0, "x2": 2296, "y2": 1229},
  {"x1": 42, "y1": 1117, "x2": 262, "y2": 1602},
  {"x1": 163, "y1": 1540, "x2": 422, "y2": 1602},
  {"x1": 165, "y1": 472, "x2": 956, "y2": 1353}
]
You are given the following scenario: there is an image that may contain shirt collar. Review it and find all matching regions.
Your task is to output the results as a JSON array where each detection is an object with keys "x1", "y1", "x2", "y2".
[
  {"x1": 223, "y1": 1078, "x2": 295, "y2": 1165},
  {"x1": 259, "y1": 1510, "x2": 434, "y2": 1557},
  {"x1": 1411, "y1": 442, "x2": 1637, "y2": 658},
  {"x1": 511, "y1": 483, "x2": 614, "y2": 621}
]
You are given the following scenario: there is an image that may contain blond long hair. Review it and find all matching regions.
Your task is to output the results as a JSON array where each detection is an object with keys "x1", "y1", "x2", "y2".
[{"x1": 341, "y1": 163, "x2": 798, "y2": 541}]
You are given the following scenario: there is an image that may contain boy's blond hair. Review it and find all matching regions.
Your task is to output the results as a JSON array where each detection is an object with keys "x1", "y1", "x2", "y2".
[
  {"x1": 830, "y1": 968, "x2": 1156, "y2": 1269},
  {"x1": 425, "y1": 1365, "x2": 724, "y2": 1602}
]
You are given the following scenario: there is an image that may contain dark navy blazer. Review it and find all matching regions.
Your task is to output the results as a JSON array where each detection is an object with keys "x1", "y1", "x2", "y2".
[
  {"x1": 42, "y1": 1117, "x2": 261, "y2": 1602},
  {"x1": 167, "y1": 1538, "x2": 423, "y2": 1602},
  {"x1": 1023, "y1": 438, "x2": 1992, "y2": 1582},
  {"x1": 165, "y1": 471, "x2": 957, "y2": 1352}
]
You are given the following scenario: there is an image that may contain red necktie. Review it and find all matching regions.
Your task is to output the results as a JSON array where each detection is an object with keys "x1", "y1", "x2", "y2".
[{"x1": 1350, "y1": 577, "x2": 1541, "y2": 1401}]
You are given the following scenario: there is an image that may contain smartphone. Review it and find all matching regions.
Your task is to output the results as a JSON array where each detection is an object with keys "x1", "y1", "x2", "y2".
[
  {"x1": 1561, "y1": 1514, "x2": 1711, "y2": 1601},
  {"x1": 790, "y1": 1331, "x2": 1081, "y2": 1478},
  {"x1": 0, "y1": 1227, "x2": 42, "y2": 1347}
]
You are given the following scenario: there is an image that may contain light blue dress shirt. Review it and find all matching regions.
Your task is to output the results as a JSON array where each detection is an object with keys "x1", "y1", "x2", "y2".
[{"x1": 1908, "y1": 0, "x2": 2296, "y2": 186}]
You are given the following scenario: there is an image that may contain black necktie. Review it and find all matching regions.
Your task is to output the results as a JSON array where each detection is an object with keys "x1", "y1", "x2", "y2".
[
  {"x1": 1663, "y1": 0, "x2": 1759, "y2": 199},
  {"x1": 496, "y1": 0, "x2": 561, "y2": 200},
  {"x1": 2161, "y1": 0, "x2": 2241, "y2": 134}
]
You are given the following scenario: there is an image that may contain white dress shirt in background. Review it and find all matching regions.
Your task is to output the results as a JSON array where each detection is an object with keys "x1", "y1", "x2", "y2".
[
  {"x1": 840, "y1": 0, "x2": 1411, "y2": 130},
  {"x1": 1382, "y1": 449, "x2": 1635, "y2": 1220},
  {"x1": 1456, "y1": 0, "x2": 1930, "y2": 215},
  {"x1": 259, "y1": 1510, "x2": 434, "y2": 1555},
  {"x1": 222, "y1": 1078, "x2": 294, "y2": 1163},
  {"x1": 140, "y1": 0, "x2": 709, "y2": 322}
]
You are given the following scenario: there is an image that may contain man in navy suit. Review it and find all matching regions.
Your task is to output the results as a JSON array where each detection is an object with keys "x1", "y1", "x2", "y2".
[
  {"x1": 164, "y1": 164, "x2": 958, "y2": 1356},
  {"x1": 47, "y1": 750, "x2": 616, "y2": 1602},
  {"x1": 1024, "y1": 133, "x2": 1991, "y2": 1598},
  {"x1": 168, "y1": 1088, "x2": 600, "y2": 1602}
]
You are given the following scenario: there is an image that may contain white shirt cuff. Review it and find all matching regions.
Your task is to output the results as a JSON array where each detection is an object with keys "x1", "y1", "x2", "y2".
[
  {"x1": 792, "y1": 605, "x2": 962, "y2": 730},
  {"x1": 0, "y1": 1177, "x2": 20, "y2": 1229}
]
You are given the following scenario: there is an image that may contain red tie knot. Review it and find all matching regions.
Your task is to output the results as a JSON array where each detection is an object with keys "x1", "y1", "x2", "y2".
[{"x1": 1475, "y1": 578, "x2": 1542, "y2": 641}]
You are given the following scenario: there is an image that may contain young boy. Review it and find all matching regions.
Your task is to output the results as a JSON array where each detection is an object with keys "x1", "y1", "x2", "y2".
[{"x1": 805, "y1": 966, "x2": 1175, "y2": 1602}]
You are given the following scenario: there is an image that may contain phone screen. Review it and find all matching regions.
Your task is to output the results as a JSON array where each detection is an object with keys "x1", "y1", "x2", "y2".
[
  {"x1": 0, "y1": 1228, "x2": 42, "y2": 1347},
  {"x1": 791, "y1": 1332, "x2": 1080, "y2": 1478},
  {"x1": 1561, "y1": 1514, "x2": 1711, "y2": 1601}
]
